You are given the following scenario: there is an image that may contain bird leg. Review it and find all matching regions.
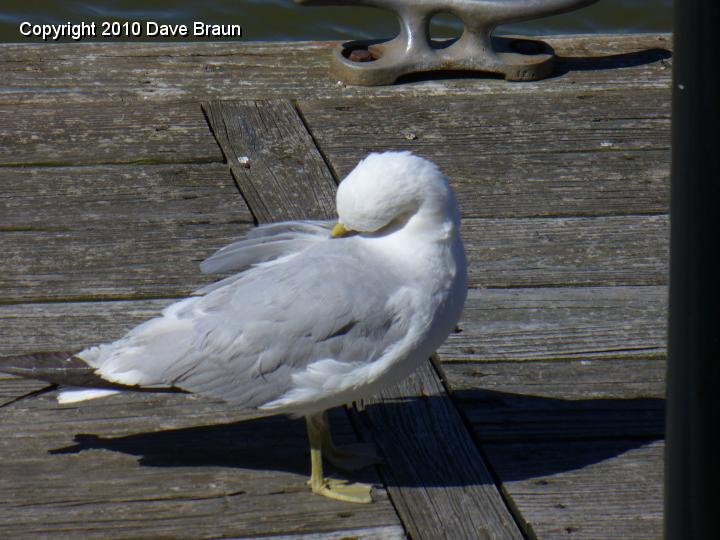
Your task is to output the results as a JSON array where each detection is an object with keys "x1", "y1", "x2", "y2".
[
  {"x1": 305, "y1": 412, "x2": 374, "y2": 503},
  {"x1": 318, "y1": 410, "x2": 382, "y2": 472}
]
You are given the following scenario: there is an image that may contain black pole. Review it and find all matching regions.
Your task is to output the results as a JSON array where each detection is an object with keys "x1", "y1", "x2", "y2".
[{"x1": 667, "y1": 2, "x2": 720, "y2": 539}]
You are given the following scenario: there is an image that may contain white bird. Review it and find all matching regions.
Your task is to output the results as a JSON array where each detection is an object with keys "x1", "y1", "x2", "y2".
[{"x1": 0, "y1": 151, "x2": 468, "y2": 503}]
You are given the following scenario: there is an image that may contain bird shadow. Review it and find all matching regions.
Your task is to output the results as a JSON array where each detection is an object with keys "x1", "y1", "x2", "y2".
[
  {"x1": 448, "y1": 389, "x2": 664, "y2": 482},
  {"x1": 49, "y1": 391, "x2": 664, "y2": 487},
  {"x1": 50, "y1": 412, "x2": 312, "y2": 474}
]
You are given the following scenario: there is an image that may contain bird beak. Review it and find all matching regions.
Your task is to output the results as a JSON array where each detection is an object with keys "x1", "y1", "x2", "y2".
[{"x1": 330, "y1": 222, "x2": 353, "y2": 238}]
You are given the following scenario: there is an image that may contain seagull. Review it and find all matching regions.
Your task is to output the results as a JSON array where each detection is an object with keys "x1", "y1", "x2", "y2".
[{"x1": 0, "y1": 151, "x2": 468, "y2": 503}]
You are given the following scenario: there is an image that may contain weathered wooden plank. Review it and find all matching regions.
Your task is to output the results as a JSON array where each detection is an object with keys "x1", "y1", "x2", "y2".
[
  {"x1": 440, "y1": 286, "x2": 667, "y2": 362},
  {"x1": 0, "y1": 145, "x2": 395, "y2": 534},
  {"x1": 0, "y1": 164, "x2": 248, "y2": 228},
  {"x1": 249, "y1": 525, "x2": 406, "y2": 539},
  {"x1": 353, "y1": 361, "x2": 523, "y2": 540},
  {"x1": 0, "y1": 35, "x2": 671, "y2": 105},
  {"x1": 216, "y1": 98, "x2": 523, "y2": 539},
  {"x1": 450, "y1": 150, "x2": 669, "y2": 218},
  {"x1": 0, "y1": 226, "x2": 245, "y2": 302},
  {"x1": 297, "y1": 91, "x2": 670, "y2": 218},
  {"x1": 0, "y1": 102, "x2": 223, "y2": 166},
  {"x1": 0, "y1": 31, "x2": 671, "y2": 540},
  {"x1": 0, "y1": 212, "x2": 668, "y2": 303},
  {"x1": 202, "y1": 99, "x2": 338, "y2": 222},
  {"x1": 445, "y1": 359, "x2": 664, "y2": 441},
  {"x1": 484, "y1": 440, "x2": 663, "y2": 539},
  {"x1": 0, "y1": 374, "x2": 50, "y2": 407},
  {"x1": 0, "y1": 164, "x2": 253, "y2": 302},
  {"x1": 1, "y1": 297, "x2": 667, "y2": 441},
  {"x1": 0, "y1": 391, "x2": 398, "y2": 539},
  {"x1": 439, "y1": 287, "x2": 666, "y2": 441},
  {"x1": 446, "y1": 358, "x2": 665, "y2": 401},
  {"x1": 0, "y1": 285, "x2": 667, "y2": 363},
  {"x1": 301, "y1": 92, "x2": 671, "y2": 158},
  {"x1": 0, "y1": 295, "x2": 401, "y2": 537},
  {"x1": 464, "y1": 215, "x2": 668, "y2": 288},
  {"x1": 0, "y1": 299, "x2": 174, "y2": 356}
]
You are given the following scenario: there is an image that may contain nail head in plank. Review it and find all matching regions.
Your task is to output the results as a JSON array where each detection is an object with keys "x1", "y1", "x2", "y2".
[
  {"x1": 210, "y1": 98, "x2": 523, "y2": 539},
  {"x1": 202, "y1": 99, "x2": 338, "y2": 223}
]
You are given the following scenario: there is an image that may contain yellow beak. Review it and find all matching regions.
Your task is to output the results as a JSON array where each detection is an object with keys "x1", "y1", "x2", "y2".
[{"x1": 330, "y1": 222, "x2": 353, "y2": 238}]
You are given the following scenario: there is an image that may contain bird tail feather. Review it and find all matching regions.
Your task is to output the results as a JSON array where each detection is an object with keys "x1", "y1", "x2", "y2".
[{"x1": 0, "y1": 351, "x2": 185, "y2": 400}]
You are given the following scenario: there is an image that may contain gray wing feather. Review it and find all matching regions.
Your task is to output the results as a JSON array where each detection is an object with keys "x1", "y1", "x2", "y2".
[
  {"x1": 82, "y1": 238, "x2": 407, "y2": 410},
  {"x1": 244, "y1": 220, "x2": 334, "y2": 239},
  {"x1": 200, "y1": 220, "x2": 334, "y2": 274}
]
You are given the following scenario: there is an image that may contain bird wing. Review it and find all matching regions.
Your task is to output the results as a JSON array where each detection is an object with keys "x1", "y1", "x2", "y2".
[
  {"x1": 199, "y1": 220, "x2": 334, "y2": 275},
  {"x1": 79, "y1": 239, "x2": 411, "y2": 412}
]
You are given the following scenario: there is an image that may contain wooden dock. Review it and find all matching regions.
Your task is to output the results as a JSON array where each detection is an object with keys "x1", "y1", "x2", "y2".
[{"x1": 0, "y1": 34, "x2": 670, "y2": 539}]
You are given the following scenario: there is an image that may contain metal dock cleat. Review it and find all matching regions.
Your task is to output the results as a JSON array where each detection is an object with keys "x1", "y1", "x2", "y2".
[{"x1": 296, "y1": 0, "x2": 599, "y2": 84}]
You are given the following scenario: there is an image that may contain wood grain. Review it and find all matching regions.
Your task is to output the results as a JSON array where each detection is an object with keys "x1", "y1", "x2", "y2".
[
  {"x1": 484, "y1": 440, "x2": 663, "y2": 539},
  {"x1": 0, "y1": 164, "x2": 253, "y2": 302},
  {"x1": 0, "y1": 33, "x2": 672, "y2": 539},
  {"x1": 446, "y1": 358, "x2": 666, "y2": 401},
  {"x1": 0, "y1": 374, "x2": 50, "y2": 407},
  {"x1": 441, "y1": 286, "x2": 667, "y2": 362},
  {"x1": 0, "y1": 301, "x2": 401, "y2": 537},
  {"x1": 206, "y1": 98, "x2": 523, "y2": 540},
  {"x1": 463, "y1": 215, "x2": 668, "y2": 288},
  {"x1": 446, "y1": 358, "x2": 665, "y2": 441},
  {"x1": 0, "y1": 391, "x2": 398, "y2": 539},
  {"x1": 258, "y1": 525, "x2": 406, "y2": 539},
  {"x1": 0, "y1": 299, "x2": 174, "y2": 356},
  {"x1": 0, "y1": 35, "x2": 671, "y2": 105},
  {"x1": 354, "y1": 361, "x2": 523, "y2": 540},
  {"x1": 0, "y1": 102, "x2": 223, "y2": 166},
  {"x1": 0, "y1": 212, "x2": 669, "y2": 303},
  {"x1": 0, "y1": 285, "x2": 667, "y2": 364},
  {"x1": 202, "y1": 99, "x2": 338, "y2": 222},
  {"x1": 297, "y1": 91, "x2": 670, "y2": 219}
]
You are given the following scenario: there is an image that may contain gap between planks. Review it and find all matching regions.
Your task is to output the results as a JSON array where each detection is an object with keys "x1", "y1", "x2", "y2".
[{"x1": 202, "y1": 97, "x2": 525, "y2": 540}]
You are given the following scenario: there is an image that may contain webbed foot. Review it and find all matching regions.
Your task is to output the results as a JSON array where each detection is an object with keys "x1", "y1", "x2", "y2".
[
  {"x1": 305, "y1": 411, "x2": 376, "y2": 503},
  {"x1": 308, "y1": 476, "x2": 373, "y2": 504}
]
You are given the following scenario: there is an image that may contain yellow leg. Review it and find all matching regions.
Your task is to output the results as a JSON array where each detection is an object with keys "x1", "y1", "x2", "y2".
[
  {"x1": 305, "y1": 412, "x2": 373, "y2": 504},
  {"x1": 319, "y1": 411, "x2": 382, "y2": 472}
]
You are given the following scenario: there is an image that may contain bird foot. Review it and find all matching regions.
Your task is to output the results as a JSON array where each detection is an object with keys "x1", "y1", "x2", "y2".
[
  {"x1": 308, "y1": 477, "x2": 373, "y2": 504},
  {"x1": 324, "y1": 442, "x2": 382, "y2": 472}
]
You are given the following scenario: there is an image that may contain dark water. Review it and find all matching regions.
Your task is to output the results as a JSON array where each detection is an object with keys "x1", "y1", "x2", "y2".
[{"x1": 1, "y1": 1, "x2": 671, "y2": 43}]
